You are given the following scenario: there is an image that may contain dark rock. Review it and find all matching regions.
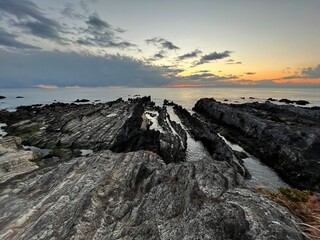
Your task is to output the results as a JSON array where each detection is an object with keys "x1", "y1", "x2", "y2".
[
  {"x1": 16, "y1": 96, "x2": 24, "y2": 98},
  {"x1": 224, "y1": 99, "x2": 229, "y2": 101},
  {"x1": 234, "y1": 150, "x2": 249, "y2": 160},
  {"x1": 0, "y1": 96, "x2": 6, "y2": 99},
  {"x1": 279, "y1": 99, "x2": 309, "y2": 105},
  {"x1": 3, "y1": 97, "x2": 188, "y2": 165},
  {"x1": 163, "y1": 99, "x2": 175, "y2": 106},
  {"x1": 279, "y1": 98, "x2": 294, "y2": 104},
  {"x1": 74, "y1": 98, "x2": 90, "y2": 103},
  {"x1": 267, "y1": 98, "x2": 277, "y2": 101},
  {"x1": 194, "y1": 98, "x2": 320, "y2": 191},
  {"x1": 172, "y1": 104, "x2": 248, "y2": 179},
  {"x1": 241, "y1": 97, "x2": 245, "y2": 99},
  {"x1": 294, "y1": 100, "x2": 309, "y2": 105}
]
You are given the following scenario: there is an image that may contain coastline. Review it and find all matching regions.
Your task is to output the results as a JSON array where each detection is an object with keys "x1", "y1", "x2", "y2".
[{"x1": 0, "y1": 96, "x2": 319, "y2": 239}]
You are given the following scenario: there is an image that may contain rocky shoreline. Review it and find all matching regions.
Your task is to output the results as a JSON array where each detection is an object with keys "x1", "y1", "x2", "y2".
[{"x1": 0, "y1": 96, "x2": 318, "y2": 239}]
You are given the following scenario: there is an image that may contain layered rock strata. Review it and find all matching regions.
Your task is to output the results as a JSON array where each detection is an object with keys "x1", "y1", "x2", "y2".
[{"x1": 194, "y1": 98, "x2": 320, "y2": 191}]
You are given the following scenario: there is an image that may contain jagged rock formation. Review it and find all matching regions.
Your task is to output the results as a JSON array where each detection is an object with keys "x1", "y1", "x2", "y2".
[
  {"x1": 0, "y1": 136, "x2": 38, "y2": 184},
  {"x1": 0, "y1": 150, "x2": 304, "y2": 239},
  {"x1": 0, "y1": 97, "x2": 308, "y2": 239},
  {"x1": 1, "y1": 97, "x2": 186, "y2": 164},
  {"x1": 194, "y1": 98, "x2": 320, "y2": 192}
]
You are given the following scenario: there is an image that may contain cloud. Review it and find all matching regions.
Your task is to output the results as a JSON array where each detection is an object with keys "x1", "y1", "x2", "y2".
[
  {"x1": 178, "y1": 49, "x2": 202, "y2": 60},
  {"x1": 0, "y1": 27, "x2": 40, "y2": 49},
  {"x1": 226, "y1": 61, "x2": 242, "y2": 65},
  {"x1": 0, "y1": 0, "x2": 65, "y2": 43},
  {"x1": 301, "y1": 65, "x2": 320, "y2": 78},
  {"x1": 153, "y1": 51, "x2": 165, "y2": 59},
  {"x1": 181, "y1": 72, "x2": 238, "y2": 82},
  {"x1": 86, "y1": 14, "x2": 112, "y2": 30},
  {"x1": 61, "y1": 3, "x2": 84, "y2": 19},
  {"x1": 195, "y1": 51, "x2": 231, "y2": 65},
  {"x1": 283, "y1": 64, "x2": 320, "y2": 80},
  {"x1": 16, "y1": 21, "x2": 64, "y2": 43},
  {"x1": 0, "y1": 49, "x2": 169, "y2": 88},
  {"x1": 77, "y1": 13, "x2": 135, "y2": 49},
  {"x1": 244, "y1": 72, "x2": 256, "y2": 75},
  {"x1": 146, "y1": 37, "x2": 179, "y2": 50}
]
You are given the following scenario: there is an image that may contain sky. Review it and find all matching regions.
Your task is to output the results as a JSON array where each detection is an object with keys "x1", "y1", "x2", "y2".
[{"x1": 0, "y1": 0, "x2": 320, "y2": 88}]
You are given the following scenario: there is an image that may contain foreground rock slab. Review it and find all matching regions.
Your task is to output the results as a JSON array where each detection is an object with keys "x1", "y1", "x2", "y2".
[{"x1": 0, "y1": 150, "x2": 304, "y2": 240}]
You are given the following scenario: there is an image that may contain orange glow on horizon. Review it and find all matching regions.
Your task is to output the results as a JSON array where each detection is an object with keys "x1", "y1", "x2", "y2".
[
  {"x1": 274, "y1": 78, "x2": 320, "y2": 84},
  {"x1": 164, "y1": 83, "x2": 210, "y2": 88}
]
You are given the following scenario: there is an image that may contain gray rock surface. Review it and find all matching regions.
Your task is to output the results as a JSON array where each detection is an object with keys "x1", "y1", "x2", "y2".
[
  {"x1": 1, "y1": 97, "x2": 187, "y2": 164},
  {"x1": 0, "y1": 150, "x2": 304, "y2": 240},
  {"x1": 0, "y1": 98, "x2": 308, "y2": 239},
  {"x1": 0, "y1": 136, "x2": 38, "y2": 183}
]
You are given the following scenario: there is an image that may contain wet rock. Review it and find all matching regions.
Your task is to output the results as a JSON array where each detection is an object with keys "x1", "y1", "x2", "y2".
[
  {"x1": 267, "y1": 98, "x2": 277, "y2": 101},
  {"x1": 172, "y1": 104, "x2": 248, "y2": 180},
  {"x1": 0, "y1": 136, "x2": 38, "y2": 183},
  {"x1": 16, "y1": 96, "x2": 24, "y2": 98},
  {"x1": 0, "y1": 96, "x2": 5, "y2": 99},
  {"x1": 0, "y1": 150, "x2": 304, "y2": 240},
  {"x1": 194, "y1": 98, "x2": 320, "y2": 191}
]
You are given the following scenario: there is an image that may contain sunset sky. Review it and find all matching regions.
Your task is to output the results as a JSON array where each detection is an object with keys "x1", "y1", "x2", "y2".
[{"x1": 0, "y1": 0, "x2": 320, "y2": 88}]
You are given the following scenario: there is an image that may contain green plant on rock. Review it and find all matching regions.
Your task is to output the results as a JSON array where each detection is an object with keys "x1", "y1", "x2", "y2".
[
  {"x1": 277, "y1": 187, "x2": 310, "y2": 203},
  {"x1": 257, "y1": 187, "x2": 320, "y2": 239}
]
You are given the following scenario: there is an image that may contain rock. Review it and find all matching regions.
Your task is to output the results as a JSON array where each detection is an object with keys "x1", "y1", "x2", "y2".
[
  {"x1": 172, "y1": 104, "x2": 248, "y2": 179},
  {"x1": 163, "y1": 99, "x2": 175, "y2": 106},
  {"x1": 279, "y1": 99, "x2": 309, "y2": 105},
  {"x1": 279, "y1": 98, "x2": 293, "y2": 104},
  {"x1": 0, "y1": 95, "x2": 6, "y2": 99},
  {"x1": 74, "y1": 98, "x2": 90, "y2": 103},
  {"x1": 267, "y1": 98, "x2": 277, "y2": 101},
  {"x1": 194, "y1": 98, "x2": 320, "y2": 191},
  {"x1": 16, "y1": 96, "x2": 24, "y2": 98},
  {"x1": 0, "y1": 136, "x2": 38, "y2": 183},
  {"x1": 2, "y1": 97, "x2": 188, "y2": 164},
  {"x1": 0, "y1": 150, "x2": 304, "y2": 239},
  {"x1": 249, "y1": 97, "x2": 255, "y2": 99},
  {"x1": 294, "y1": 100, "x2": 309, "y2": 105},
  {"x1": 234, "y1": 150, "x2": 249, "y2": 160}
]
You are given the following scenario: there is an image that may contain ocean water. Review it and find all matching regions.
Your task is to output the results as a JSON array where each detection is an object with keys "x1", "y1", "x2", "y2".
[
  {"x1": 0, "y1": 87, "x2": 319, "y2": 190},
  {"x1": 0, "y1": 87, "x2": 319, "y2": 112}
]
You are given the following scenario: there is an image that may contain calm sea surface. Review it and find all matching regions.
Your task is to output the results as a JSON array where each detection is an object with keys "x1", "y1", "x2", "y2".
[
  {"x1": 0, "y1": 87, "x2": 318, "y2": 191},
  {"x1": 0, "y1": 87, "x2": 319, "y2": 111}
]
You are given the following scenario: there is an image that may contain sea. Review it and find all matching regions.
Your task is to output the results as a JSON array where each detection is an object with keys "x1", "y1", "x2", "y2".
[
  {"x1": 0, "y1": 87, "x2": 319, "y2": 112},
  {"x1": 0, "y1": 87, "x2": 319, "y2": 191}
]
